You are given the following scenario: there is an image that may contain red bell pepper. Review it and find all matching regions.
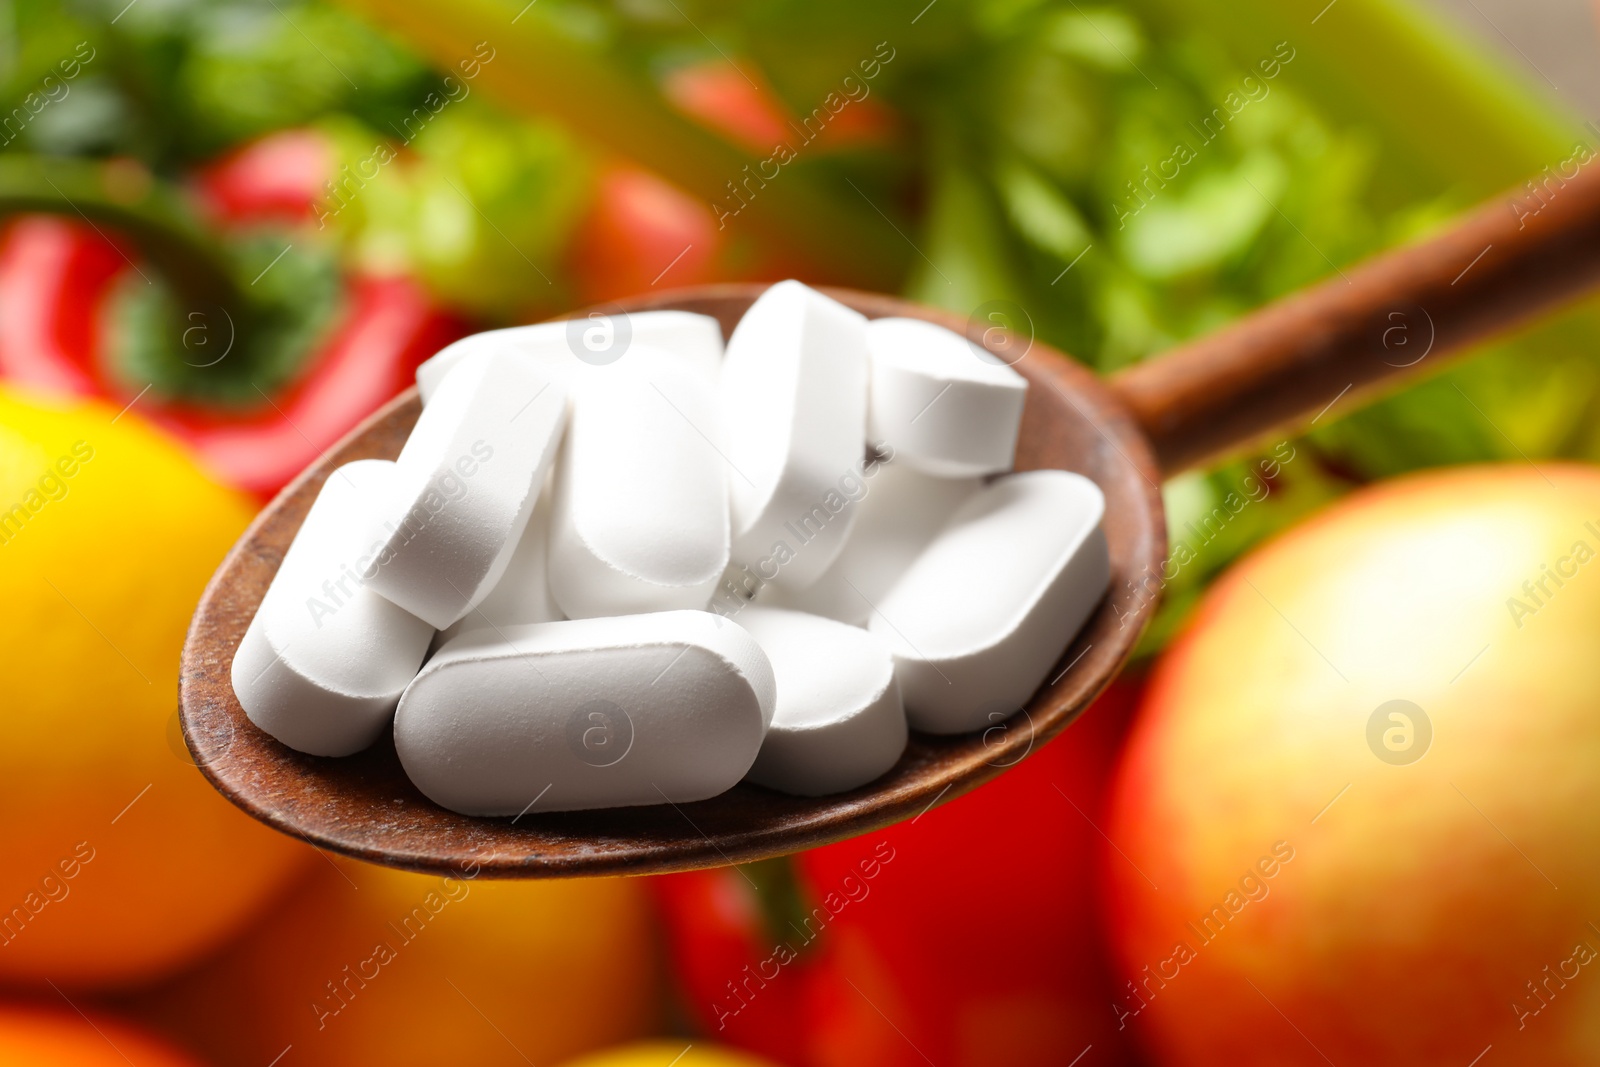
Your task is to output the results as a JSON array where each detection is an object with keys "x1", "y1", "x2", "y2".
[
  {"x1": 192, "y1": 127, "x2": 335, "y2": 228},
  {"x1": 0, "y1": 216, "x2": 126, "y2": 396},
  {"x1": 143, "y1": 273, "x2": 461, "y2": 496},
  {"x1": 662, "y1": 61, "x2": 898, "y2": 155},
  {"x1": 0, "y1": 144, "x2": 465, "y2": 500},
  {"x1": 566, "y1": 60, "x2": 904, "y2": 304},
  {"x1": 652, "y1": 678, "x2": 1152, "y2": 1067},
  {"x1": 567, "y1": 163, "x2": 724, "y2": 305},
  {"x1": 0, "y1": 90, "x2": 889, "y2": 499}
]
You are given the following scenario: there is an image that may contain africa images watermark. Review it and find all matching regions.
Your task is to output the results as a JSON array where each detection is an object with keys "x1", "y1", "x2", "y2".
[
  {"x1": 1113, "y1": 840, "x2": 1296, "y2": 1030},
  {"x1": 711, "y1": 41, "x2": 897, "y2": 230},
  {"x1": 1110, "y1": 41, "x2": 1297, "y2": 230},
  {"x1": 1112, "y1": 440, "x2": 1297, "y2": 627},
  {"x1": 0, "y1": 841, "x2": 96, "y2": 950},
  {"x1": 710, "y1": 841, "x2": 897, "y2": 1030},
  {"x1": 313, "y1": 41, "x2": 498, "y2": 229},
  {"x1": 0, "y1": 40, "x2": 96, "y2": 148},
  {"x1": 1513, "y1": 927, "x2": 1600, "y2": 1032},
  {"x1": 0, "y1": 440, "x2": 96, "y2": 548},
  {"x1": 312, "y1": 859, "x2": 482, "y2": 1029},
  {"x1": 1504, "y1": 520, "x2": 1600, "y2": 630},
  {"x1": 304, "y1": 440, "x2": 494, "y2": 629},
  {"x1": 1509, "y1": 120, "x2": 1600, "y2": 232},
  {"x1": 1366, "y1": 699, "x2": 1431, "y2": 766},
  {"x1": 709, "y1": 441, "x2": 897, "y2": 620}
]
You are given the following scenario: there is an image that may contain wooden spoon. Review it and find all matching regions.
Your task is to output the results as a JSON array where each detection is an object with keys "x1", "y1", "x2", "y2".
[{"x1": 180, "y1": 162, "x2": 1600, "y2": 877}]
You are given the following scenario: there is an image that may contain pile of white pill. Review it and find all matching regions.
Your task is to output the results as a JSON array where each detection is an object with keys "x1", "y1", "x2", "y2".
[{"x1": 232, "y1": 281, "x2": 1110, "y2": 816}]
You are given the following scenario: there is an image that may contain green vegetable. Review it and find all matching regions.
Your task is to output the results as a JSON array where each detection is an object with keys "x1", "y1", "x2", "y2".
[
  {"x1": 308, "y1": 0, "x2": 1600, "y2": 645},
  {"x1": 333, "y1": 102, "x2": 590, "y2": 318},
  {"x1": 8, "y1": 0, "x2": 1600, "y2": 652}
]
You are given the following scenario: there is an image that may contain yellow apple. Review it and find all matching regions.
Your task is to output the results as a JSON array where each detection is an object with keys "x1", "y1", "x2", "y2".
[{"x1": 1106, "y1": 464, "x2": 1600, "y2": 1064}]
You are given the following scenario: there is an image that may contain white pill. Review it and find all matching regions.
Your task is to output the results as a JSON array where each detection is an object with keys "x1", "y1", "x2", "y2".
[
  {"x1": 721, "y1": 280, "x2": 870, "y2": 590},
  {"x1": 232, "y1": 460, "x2": 434, "y2": 756},
  {"x1": 868, "y1": 470, "x2": 1109, "y2": 734},
  {"x1": 437, "y1": 480, "x2": 562, "y2": 644},
  {"x1": 394, "y1": 611, "x2": 775, "y2": 815},
  {"x1": 867, "y1": 317, "x2": 1028, "y2": 477},
  {"x1": 548, "y1": 348, "x2": 729, "y2": 618},
  {"x1": 364, "y1": 349, "x2": 568, "y2": 629},
  {"x1": 415, "y1": 311, "x2": 724, "y2": 402},
  {"x1": 736, "y1": 607, "x2": 906, "y2": 796},
  {"x1": 764, "y1": 457, "x2": 979, "y2": 625}
]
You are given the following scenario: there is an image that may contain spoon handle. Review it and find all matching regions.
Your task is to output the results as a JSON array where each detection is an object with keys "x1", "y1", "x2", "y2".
[{"x1": 1110, "y1": 155, "x2": 1600, "y2": 475}]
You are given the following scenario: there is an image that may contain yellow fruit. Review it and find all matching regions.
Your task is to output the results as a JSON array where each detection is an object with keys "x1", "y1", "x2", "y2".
[
  {"x1": 559, "y1": 1041, "x2": 781, "y2": 1067},
  {"x1": 138, "y1": 857, "x2": 661, "y2": 1066},
  {"x1": 1106, "y1": 464, "x2": 1600, "y2": 1065},
  {"x1": 0, "y1": 387, "x2": 309, "y2": 988},
  {"x1": 0, "y1": 1003, "x2": 205, "y2": 1066}
]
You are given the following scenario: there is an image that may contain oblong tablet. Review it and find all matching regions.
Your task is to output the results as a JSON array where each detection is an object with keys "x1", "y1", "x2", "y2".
[
  {"x1": 437, "y1": 480, "x2": 562, "y2": 644},
  {"x1": 415, "y1": 311, "x2": 724, "y2": 402},
  {"x1": 721, "y1": 280, "x2": 869, "y2": 589},
  {"x1": 548, "y1": 348, "x2": 729, "y2": 618},
  {"x1": 394, "y1": 611, "x2": 775, "y2": 816},
  {"x1": 868, "y1": 470, "x2": 1110, "y2": 734},
  {"x1": 867, "y1": 317, "x2": 1028, "y2": 477},
  {"x1": 232, "y1": 460, "x2": 434, "y2": 756},
  {"x1": 364, "y1": 349, "x2": 569, "y2": 629},
  {"x1": 737, "y1": 607, "x2": 906, "y2": 796},
  {"x1": 766, "y1": 458, "x2": 979, "y2": 625}
]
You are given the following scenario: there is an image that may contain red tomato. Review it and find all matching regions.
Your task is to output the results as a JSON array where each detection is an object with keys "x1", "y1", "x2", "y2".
[{"x1": 654, "y1": 678, "x2": 1151, "y2": 1067}]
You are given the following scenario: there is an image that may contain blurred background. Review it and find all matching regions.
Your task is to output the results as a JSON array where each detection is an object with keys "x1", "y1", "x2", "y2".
[{"x1": 3, "y1": 0, "x2": 1600, "y2": 1065}]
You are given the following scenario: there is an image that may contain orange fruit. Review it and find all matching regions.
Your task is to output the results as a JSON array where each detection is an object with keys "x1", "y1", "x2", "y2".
[
  {"x1": 0, "y1": 388, "x2": 309, "y2": 988},
  {"x1": 136, "y1": 856, "x2": 661, "y2": 1066},
  {"x1": 0, "y1": 1003, "x2": 204, "y2": 1066}
]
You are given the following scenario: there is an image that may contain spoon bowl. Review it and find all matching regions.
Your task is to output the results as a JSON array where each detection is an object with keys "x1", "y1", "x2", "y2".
[
  {"x1": 179, "y1": 285, "x2": 1166, "y2": 877},
  {"x1": 181, "y1": 156, "x2": 1600, "y2": 878}
]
